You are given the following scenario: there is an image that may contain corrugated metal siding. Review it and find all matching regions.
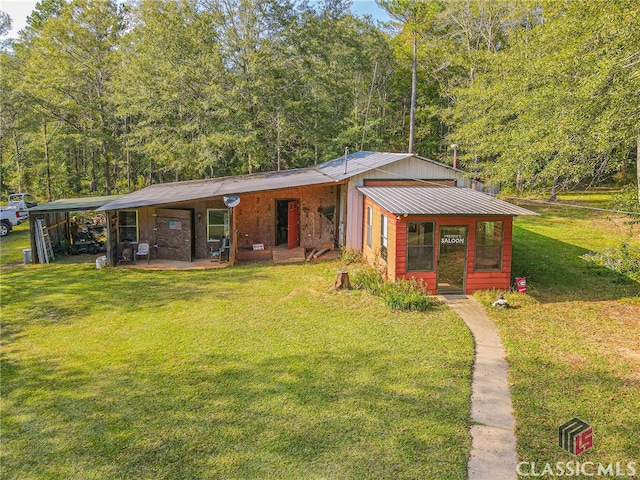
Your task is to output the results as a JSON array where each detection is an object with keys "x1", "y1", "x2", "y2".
[
  {"x1": 317, "y1": 151, "x2": 414, "y2": 181},
  {"x1": 358, "y1": 186, "x2": 537, "y2": 216},
  {"x1": 350, "y1": 156, "x2": 471, "y2": 188}
]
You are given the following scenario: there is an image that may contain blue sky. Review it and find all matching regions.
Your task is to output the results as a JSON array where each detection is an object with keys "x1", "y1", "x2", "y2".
[{"x1": 1, "y1": 0, "x2": 391, "y2": 39}]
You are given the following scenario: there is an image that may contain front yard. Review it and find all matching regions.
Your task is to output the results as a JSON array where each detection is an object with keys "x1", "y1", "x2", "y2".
[
  {"x1": 2, "y1": 192, "x2": 638, "y2": 478},
  {"x1": 477, "y1": 198, "x2": 640, "y2": 469},
  {"x1": 0, "y1": 257, "x2": 472, "y2": 479}
]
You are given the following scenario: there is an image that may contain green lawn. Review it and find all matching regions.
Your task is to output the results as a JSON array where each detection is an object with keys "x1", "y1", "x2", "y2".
[
  {"x1": 0, "y1": 222, "x2": 31, "y2": 266},
  {"x1": 476, "y1": 196, "x2": 640, "y2": 469},
  {"x1": 0, "y1": 257, "x2": 473, "y2": 479}
]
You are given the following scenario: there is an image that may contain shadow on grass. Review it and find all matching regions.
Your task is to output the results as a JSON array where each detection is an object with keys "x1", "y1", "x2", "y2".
[
  {"x1": 511, "y1": 227, "x2": 640, "y2": 303},
  {"x1": 0, "y1": 264, "x2": 272, "y2": 349},
  {"x1": 509, "y1": 354, "x2": 640, "y2": 463},
  {"x1": 1, "y1": 347, "x2": 470, "y2": 479}
]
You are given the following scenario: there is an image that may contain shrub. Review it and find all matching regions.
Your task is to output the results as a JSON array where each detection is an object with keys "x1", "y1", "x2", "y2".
[
  {"x1": 583, "y1": 243, "x2": 640, "y2": 281},
  {"x1": 610, "y1": 185, "x2": 640, "y2": 221},
  {"x1": 381, "y1": 278, "x2": 432, "y2": 311},
  {"x1": 351, "y1": 266, "x2": 384, "y2": 295},
  {"x1": 340, "y1": 248, "x2": 364, "y2": 265},
  {"x1": 351, "y1": 266, "x2": 433, "y2": 311}
]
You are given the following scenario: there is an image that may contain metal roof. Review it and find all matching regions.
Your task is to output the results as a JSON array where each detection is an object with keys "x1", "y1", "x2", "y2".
[
  {"x1": 317, "y1": 151, "x2": 415, "y2": 180},
  {"x1": 98, "y1": 168, "x2": 334, "y2": 211},
  {"x1": 358, "y1": 186, "x2": 538, "y2": 216},
  {"x1": 97, "y1": 151, "x2": 467, "y2": 211},
  {"x1": 30, "y1": 195, "x2": 123, "y2": 213}
]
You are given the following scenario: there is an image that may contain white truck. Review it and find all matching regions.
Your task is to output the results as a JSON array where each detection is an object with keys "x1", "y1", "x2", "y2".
[
  {"x1": 0, "y1": 205, "x2": 21, "y2": 236},
  {"x1": 8, "y1": 193, "x2": 38, "y2": 224}
]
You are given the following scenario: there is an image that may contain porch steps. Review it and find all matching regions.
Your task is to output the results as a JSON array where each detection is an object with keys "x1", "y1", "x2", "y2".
[{"x1": 272, "y1": 246, "x2": 305, "y2": 264}]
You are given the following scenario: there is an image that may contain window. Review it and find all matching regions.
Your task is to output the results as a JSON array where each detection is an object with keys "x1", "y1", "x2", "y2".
[
  {"x1": 475, "y1": 221, "x2": 504, "y2": 270},
  {"x1": 118, "y1": 210, "x2": 138, "y2": 242},
  {"x1": 208, "y1": 209, "x2": 229, "y2": 240},
  {"x1": 407, "y1": 222, "x2": 435, "y2": 272},
  {"x1": 366, "y1": 206, "x2": 373, "y2": 247},
  {"x1": 380, "y1": 214, "x2": 388, "y2": 261}
]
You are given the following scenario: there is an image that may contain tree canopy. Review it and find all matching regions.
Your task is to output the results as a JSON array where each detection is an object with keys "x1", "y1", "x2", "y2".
[{"x1": 0, "y1": 0, "x2": 637, "y2": 201}]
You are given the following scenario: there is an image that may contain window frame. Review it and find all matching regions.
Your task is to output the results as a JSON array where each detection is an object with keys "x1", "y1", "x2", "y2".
[
  {"x1": 474, "y1": 220, "x2": 504, "y2": 271},
  {"x1": 380, "y1": 214, "x2": 388, "y2": 261},
  {"x1": 366, "y1": 206, "x2": 373, "y2": 248},
  {"x1": 118, "y1": 210, "x2": 139, "y2": 243},
  {"x1": 406, "y1": 221, "x2": 435, "y2": 272},
  {"x1": 207, "y1": 208, "x2": 230, "y2": 241}
]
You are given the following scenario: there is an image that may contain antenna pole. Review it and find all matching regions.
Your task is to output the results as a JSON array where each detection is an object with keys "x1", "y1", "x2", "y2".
[{"x1": 344, "y1": 147, "x2": 349, "y2": 175}]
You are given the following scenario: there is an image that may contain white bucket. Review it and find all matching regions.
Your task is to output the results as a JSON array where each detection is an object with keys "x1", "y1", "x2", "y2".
[
  {"x1": 96, "y1": 256, "x2": 107, "y2": 269},
  {"x1": 23, "y1": 248, "x2": 32, "y2": 264}
]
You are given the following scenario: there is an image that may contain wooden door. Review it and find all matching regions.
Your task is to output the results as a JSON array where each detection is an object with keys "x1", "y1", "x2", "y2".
[
  {"x1": 287, "y1": 201, "x2": 300, "y2": 249},
  {"x1": 155, "y1": 209, "x2": 192, "y2": 262}
]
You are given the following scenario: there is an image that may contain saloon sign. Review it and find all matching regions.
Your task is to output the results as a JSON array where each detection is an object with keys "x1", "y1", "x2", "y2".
[{"x1": 441, "y1": 234, "x2": 465, "y2": 245}]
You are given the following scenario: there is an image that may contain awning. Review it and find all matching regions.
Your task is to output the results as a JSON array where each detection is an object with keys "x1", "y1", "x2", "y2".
[
  {"x1": 358, "y1": 186, "x2": 538, "y2": 216},
  {"x1": 30, "y1": 195, "x2": 123, "y2": 213}
]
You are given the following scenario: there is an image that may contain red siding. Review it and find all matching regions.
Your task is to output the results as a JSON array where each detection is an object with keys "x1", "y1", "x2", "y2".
[{"x1": 394, "y1": 215, "x2": 515, "y2": 294}]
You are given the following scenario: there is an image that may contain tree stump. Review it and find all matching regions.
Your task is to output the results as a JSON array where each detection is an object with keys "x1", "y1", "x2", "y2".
[{"x1": 334, "y1": 270, "x2": 351, "y2": 290}]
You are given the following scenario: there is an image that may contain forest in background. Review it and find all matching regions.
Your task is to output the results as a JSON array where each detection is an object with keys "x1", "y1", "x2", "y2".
[{"x1": 0, "y1": 0, "x2": 638, "y2": 202}]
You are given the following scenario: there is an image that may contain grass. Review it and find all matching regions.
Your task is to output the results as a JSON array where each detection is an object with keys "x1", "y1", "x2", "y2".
[
  {"x1": 0, "y1": 222, "x2": 31, "y2": 266},
  {"x1": 0, "y1": 254, "x2": 473, "y2": 478},
  {"x1": 476, "y1": 195, "x2": 640, "y2": 468}
]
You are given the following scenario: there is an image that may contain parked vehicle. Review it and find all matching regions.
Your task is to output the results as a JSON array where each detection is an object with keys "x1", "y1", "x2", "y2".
[
  {"x1": 8, "y1": 193, "x2": 38, "y2": 223},
  {"x1": 0, "y1": 205, "x2": 21, "y2": 236}
]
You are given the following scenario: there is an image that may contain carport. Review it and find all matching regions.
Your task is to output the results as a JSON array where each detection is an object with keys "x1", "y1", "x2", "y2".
[{"x1": 28, "y1": 195, "x2": 122, "y2": 264}]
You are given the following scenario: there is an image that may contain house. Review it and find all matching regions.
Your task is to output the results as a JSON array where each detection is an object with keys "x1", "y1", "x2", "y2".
[{"x1": 88, "y1": 151, "x2": 536, "y2": 293}]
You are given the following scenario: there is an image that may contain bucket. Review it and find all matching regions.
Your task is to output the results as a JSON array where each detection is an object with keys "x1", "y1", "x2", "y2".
[
  {"x1": 23, "y1": 248, "x2": 32, "y2": 264},
  {"x1": 96, "y1": 255, "x2": 107, "y2": 269},
  {"x1": 516, "y1": 277, "x2": 527, "y2": 293}
]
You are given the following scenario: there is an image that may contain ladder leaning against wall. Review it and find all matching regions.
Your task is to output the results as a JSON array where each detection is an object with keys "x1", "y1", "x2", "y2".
[{"x1": 34, "y1": 218, "x2": 55, "y2": 264}]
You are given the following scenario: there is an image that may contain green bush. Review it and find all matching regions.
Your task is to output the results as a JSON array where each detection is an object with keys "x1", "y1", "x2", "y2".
[
  {"x1": 351, "y1": 266, "x2": 433, "y2": 311},
  {"x1": 340, "y1": 248, "x2": 364, "y2": 265},
  {"x1": 610, "y1": 185, "x2": 640, "y2": 220},
  {"x1": 583, "y1": 243, "x2": 640, "y2": 281},
  {"x1": 351, "y1": 266, "x2": 384, "y2": 294}
]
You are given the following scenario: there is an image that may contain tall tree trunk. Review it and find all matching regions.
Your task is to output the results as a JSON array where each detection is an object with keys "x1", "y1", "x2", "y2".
[
  {"x1": 550, "y1": 176, "x2": 559, "y2": 202},
  {"x1": 276, "y1": 111, "x2": 281, "y2": 171},
  {"x1": 103, "y1": 140, "x2": 110, "y2": 195},
  {"x1": 43, "y1": 121, "x2": 52, "y2": 201},
  {"x1": 408, "y1": 32, "x2": 417, "y2": 153},
  {"x1": 13, "y1": 134, "x2": 23, "y2": 192},
  {"x1": 637, "y1": 133, "x2": 640, "y2": 203}
]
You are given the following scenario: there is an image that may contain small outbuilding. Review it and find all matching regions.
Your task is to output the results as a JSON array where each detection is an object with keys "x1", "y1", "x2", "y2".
[
  {"x1": 28, "y1": 195, "x2": 122, "y2": 263},
  {"x1": 359, "y1": 186, "x2": 537, "y2": 295}
]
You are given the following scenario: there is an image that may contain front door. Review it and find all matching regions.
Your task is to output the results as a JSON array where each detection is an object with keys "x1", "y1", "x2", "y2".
[
  {"x1": 156, "y1": 208, "x2": 192, "y2": 262},
  {"x1": 437, "y1": 226, "x2": 467, "y2": 294},
  {"x1": 287, "y1": 200, "x2": 300, "y2": 249}
]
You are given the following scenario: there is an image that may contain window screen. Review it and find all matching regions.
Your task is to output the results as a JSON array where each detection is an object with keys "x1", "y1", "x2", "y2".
[
  {"x1": 407, "y1": 222, "x2": 435, "y2": 272},
  {"x1": 475, "y1": 221, "x2": 503, "y2": 270}
]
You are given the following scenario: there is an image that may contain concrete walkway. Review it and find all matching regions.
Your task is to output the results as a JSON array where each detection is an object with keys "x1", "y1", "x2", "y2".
[{"x1": 441, "y1": 295, "x2": 517, "y2": 480}]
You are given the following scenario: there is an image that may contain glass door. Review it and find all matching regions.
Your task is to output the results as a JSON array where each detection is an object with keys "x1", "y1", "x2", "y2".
[{"x1": 437, "y1": 226, "x2": 468, "y2": 294}]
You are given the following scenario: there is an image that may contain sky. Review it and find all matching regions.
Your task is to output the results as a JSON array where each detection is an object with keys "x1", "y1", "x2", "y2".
[{"x1": 1, "y1": 0, "x2": 391, "y2": 39}]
